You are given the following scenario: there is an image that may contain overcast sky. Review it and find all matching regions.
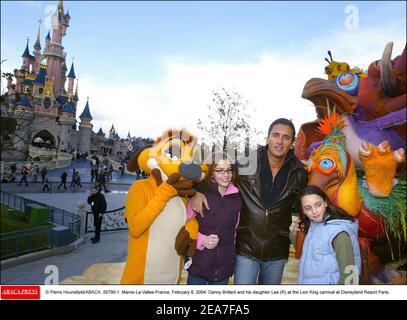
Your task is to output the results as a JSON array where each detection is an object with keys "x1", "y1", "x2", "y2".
[{"x1": 1, "y1": 1, "x2": 406, "y2": 142}]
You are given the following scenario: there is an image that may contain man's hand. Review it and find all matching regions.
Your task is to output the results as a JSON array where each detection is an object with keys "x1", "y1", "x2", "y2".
[
  {"x1": 203, "y1": 234, "x2": 219, "y2": 250},
  {"x1": 190, "y1": 192, "x2": 209, "y2": 217}
]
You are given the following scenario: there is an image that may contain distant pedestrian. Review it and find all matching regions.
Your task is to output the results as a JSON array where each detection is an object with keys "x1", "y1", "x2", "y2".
[
  {"x1": 120, "y1": 161, "x2": 125, "y2": 176},
  {"x1": 97, "y1": 170, "x2": 109, "y2": 193},
  {"x1": 76, "y1": 172, "x2": 82, "y2": 188},
  {"x1": 90, "y1": 167, "x2": 96, "y2": 183},
  {"x1": 18, "y1": 166, "x2": 29, "y2": 186},
  {"x1": 42, "y1": 175, "x2": 50, "y2": 192},
  {"x1": 108, "y1": 163, "x2": 113, "y2": 180},
  {"x1": 41, "y1": 166, "x2": 48, "y2": 183},
  {"x1": 87, "y1": 186, "x2": 107, "y2": 244},
  {"x1": 32, "y1": 164, "x2": 39, "y2": 183},
  {"x1": 57, "y1": 171, "x2": 68, "y2": 190},
  {"x1": 70, "y1": 169, "x2": 77, "y2": 189}
]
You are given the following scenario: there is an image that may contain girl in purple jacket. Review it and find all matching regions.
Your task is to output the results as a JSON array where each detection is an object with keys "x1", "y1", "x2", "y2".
[{"x1": 186, "y1": 152, "x2": 242, "y2": 285}]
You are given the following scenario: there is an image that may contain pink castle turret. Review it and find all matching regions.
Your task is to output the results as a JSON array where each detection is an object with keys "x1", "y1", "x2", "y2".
[
  {"x1": 42, "y1": 0, "x2": 71, "y2": 96},
  {"x1": 21, "y1": 38, "x2": 34, "y2": 72},
  {"x1": 67, "y1": 61, "x2": 76, "y2": 95},
  {"x1": 33, "y1": 19, "x2": 42, "y2": 74}
]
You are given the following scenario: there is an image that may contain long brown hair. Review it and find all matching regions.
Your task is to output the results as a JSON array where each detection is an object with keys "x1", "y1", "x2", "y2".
[
  {"x1": 298, "y1": 185, "x2": 355, "y2": 233},
  {"x1": 203, "y1": 151, "x2": 239, "y2": 190}
]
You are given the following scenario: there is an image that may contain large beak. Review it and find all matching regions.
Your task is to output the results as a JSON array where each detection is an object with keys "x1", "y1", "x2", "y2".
[{"x1": 380, "y1": 42, "x2": 398, "y2": 97}]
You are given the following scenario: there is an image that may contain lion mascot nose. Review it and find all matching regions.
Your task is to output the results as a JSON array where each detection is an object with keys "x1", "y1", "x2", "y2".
[{"x1": 179, "y1": 161, "x2": 202, "y2": 180}]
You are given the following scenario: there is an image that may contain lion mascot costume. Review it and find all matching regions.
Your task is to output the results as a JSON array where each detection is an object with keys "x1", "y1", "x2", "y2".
[{"x1": 120, "y1": 129, "x2": 207, "y2": 284}]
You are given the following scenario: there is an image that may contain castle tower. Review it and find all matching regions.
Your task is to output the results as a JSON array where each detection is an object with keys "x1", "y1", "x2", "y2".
[
  {"x1": 72, "y1": 79, "x2": 79, "y2": 116},
  {"x1": 78, "y1": 98, "x2": 93, "y2": 154},
  {"x1": 42, "y1": 0, "x2": 71, "y2": 96},
  {"x1": 67, "y1": 62, "x2": 76, "y2": 95},
  {"x1": 96, "y1": 127, "x2": 106, "y2": 155},
  {"x1": 59, "y1": 98, "x2": 76, "y2": 152},
  {"x1": 109, "y1": 124, "x2": 115, "y2": 139},
  {"x1": 33, "y1": 19, "x2": 42, "y2": 74},
  {"x1": 21, "y1": 38, "x2": 34, "y2": 72}
]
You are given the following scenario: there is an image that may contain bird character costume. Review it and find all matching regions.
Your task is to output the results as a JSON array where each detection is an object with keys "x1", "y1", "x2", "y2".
[
  {"x1": 120, "y1": 129, "x2": 207, "y2": 284},
  {"x1": 295, "y1": 43, "x2": 406, "y2": 283}
]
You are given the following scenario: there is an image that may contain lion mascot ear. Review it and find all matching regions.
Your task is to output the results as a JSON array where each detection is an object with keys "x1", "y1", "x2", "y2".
[{"x1": 127, "y1": 146, "x2": 152, "y2": 173}]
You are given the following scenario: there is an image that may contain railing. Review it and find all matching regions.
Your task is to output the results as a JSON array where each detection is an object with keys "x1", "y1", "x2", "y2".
[
  {"x1": 0, "y1": 190, "x2": 81, "y2": 236},
  {"x1": 0, "y1": 226, "x2": 52, "y2": 260},
  {"x1": 85, "y1": 206, "x2": 128, "y2": 234}
]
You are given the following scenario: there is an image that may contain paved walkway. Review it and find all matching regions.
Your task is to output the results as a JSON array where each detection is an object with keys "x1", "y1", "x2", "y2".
[
  {"x1": 1, "y1": 160, "x2": 134, "y2": 284},
  {"x1": 3, "y1": 159, "x2": 137, "y2": 194},
  {"x1": 1, "y1": 231, "x2": 129, "y2": 285}
]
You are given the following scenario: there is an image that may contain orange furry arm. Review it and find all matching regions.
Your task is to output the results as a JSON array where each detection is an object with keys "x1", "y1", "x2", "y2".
[{"x1": 125, "y1": 181, "x2": 177, "y2": 238}]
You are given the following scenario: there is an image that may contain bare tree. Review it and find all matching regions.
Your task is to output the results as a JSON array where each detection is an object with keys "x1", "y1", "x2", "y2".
[
  {"x1": 197, "y1": 88, "x2": 262, "y2": 152},
  {"x1": 1, "y1": 103, "x2": 34, "y2": 160}
]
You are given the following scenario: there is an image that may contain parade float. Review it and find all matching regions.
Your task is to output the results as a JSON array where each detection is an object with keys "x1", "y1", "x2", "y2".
[{"x1": 295, "y1": 42, "x2": 406, "y2": 284}]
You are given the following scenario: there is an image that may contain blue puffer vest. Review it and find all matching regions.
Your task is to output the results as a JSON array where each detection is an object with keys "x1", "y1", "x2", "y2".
[
  {"x1": 298, "y1": 218, "x2": 361, "y2": 284},
  {"x1": 188, "y1": 182, "x2": 241, "y2": 281}
]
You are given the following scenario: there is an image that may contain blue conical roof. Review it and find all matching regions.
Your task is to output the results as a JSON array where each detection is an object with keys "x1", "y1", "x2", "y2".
[
  {"x1": 34, "y1": 38, "x2": 41, "y2": 51},
  {"x1": 67, "y1": 63, "x2": 76, "y2": 78},
  {"x1": 79, "y1": 100, "x2": 93, "y2": 120},
  {"x1": 97, "y1": 128, "x2": 105, "y2": 136},
  {"x1": 33, "y1": 67, "x2": 47, "y2": 84},
  {"x1": 21, "y1": 43, "x2": 33, "y2": 59}
]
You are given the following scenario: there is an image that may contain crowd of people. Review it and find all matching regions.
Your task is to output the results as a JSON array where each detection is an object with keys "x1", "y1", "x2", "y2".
[{"x1": 1, "y1": 155, "x2": 137, "y2": 194}]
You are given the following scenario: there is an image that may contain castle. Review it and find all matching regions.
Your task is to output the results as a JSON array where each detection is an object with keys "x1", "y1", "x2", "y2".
[{"x1": 0, "y1": 0, "x2": 130, "y2": 162}]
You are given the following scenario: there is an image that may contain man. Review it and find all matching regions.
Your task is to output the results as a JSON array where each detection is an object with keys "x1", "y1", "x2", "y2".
[
  {"x1": 87, "y1": 187, "x2": 107, "y2": 244},
  {"x1": 191, "y1": 118, "x2": 307, "y2": 284},
  {"x1": 18, "y1": 166, "x2": 29, "y2": 186},
  {"x1": 40, "y1": 166, "x2": 47, "y2": 183},
  {"x1": 57, "y1": 171, "x2": 68, "y2": 190}
]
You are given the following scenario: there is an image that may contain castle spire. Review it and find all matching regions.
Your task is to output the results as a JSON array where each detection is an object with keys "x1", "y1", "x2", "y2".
[
  {"x1": 67, "y1": 62, "x2": 76, "y2": 78},
  {"x1": 21, "y1": 37, "x2": 31, "y2": 58},
  {"x1": 33, "y1": 19, "x2": 42, "y2": 51},
  {"x1": 79, "y1": 97, "x2": 93, "y2": 120},
  {"x1": 58, "y1": 0, "x2": 64, "y2": 16}
]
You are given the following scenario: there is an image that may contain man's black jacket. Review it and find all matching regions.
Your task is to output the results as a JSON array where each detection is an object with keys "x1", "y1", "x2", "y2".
[
  {"x1": 236, "y1": 147, "x2": 307, "y2": 261},
  {"x1": 87, "y1": 192, "x2": 107, "y2": 214}
]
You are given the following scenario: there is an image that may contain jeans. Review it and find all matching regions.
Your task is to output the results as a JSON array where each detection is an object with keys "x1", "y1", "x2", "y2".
[
  {"x1": 234, "y1": 254, "x2": 286, "y2": 284},
  {"x1": 187, "y1": 274, "x2": 229, "y2": 285}
]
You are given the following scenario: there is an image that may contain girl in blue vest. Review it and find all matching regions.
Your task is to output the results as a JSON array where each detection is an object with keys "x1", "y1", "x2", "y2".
[
  {"x1": 186, "y1": 152, "x2": 242, "y2": 285},
  {"x1": 297, "y1": 185, "x2": 361, "y2": 284}
]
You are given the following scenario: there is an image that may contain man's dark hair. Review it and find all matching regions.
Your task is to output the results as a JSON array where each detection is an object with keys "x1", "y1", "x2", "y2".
[{"x1": 267, "y1": 118, "x2": 296, "y2": 140}]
